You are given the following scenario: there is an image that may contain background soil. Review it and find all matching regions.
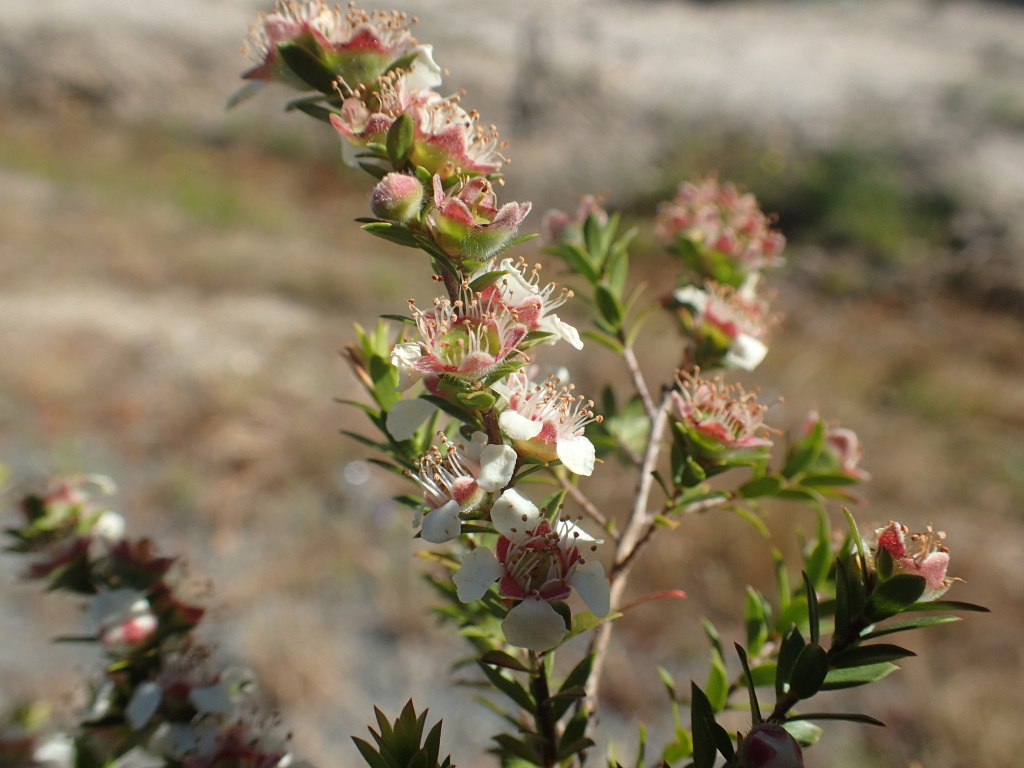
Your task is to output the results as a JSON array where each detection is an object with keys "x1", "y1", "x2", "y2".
[{"x1": 2, "y1": 1, "x2": 1024, "y2": 767}]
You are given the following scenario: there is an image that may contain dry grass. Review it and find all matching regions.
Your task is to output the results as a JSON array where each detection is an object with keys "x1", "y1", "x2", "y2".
[{"x1": 1, "y1": 103, "x2": 1022, "y2": 768}]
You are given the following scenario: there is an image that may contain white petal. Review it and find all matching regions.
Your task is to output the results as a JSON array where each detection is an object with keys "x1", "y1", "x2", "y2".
[
  {"x1": 464, "y1": 431, "x2": 489, "y2": 462},
  {"x1": 554, "y1": 519, "x2": 604, "y2": 546},
  {"x1": 189, "y1": 683, "x2": 233, "y2": 715},
  {"x1": 421, "y1": 500, "x2": 462, "y2": 543},
  {"x1": 725, "y1": 334, "x2": 768, "y2": 371},
  {"x1": 570, "y1": 561, "x2": 611, "y2": 618},
  {"x1": 92, "y1": 511, "x2": 125, "y2": 543},
  {"x1": 126, "y1": 681, "x2": 162, "y2": 730},
  {"x1": 33, "y1": 734, "x2": 74, "y2": 768},
  {"x1": 453, "y1": 547, "x2": 502, "y2": 602},
  {"x1": 499, "y1": 410, "x2": 544, "y2": 441},
  {"x1": 477, "y1": 444, "x2": 517, "y2": 492},
  {"x1": 390, "y1": 342, "x2": 424, "y2": 391},
  {"x1": 405, "y1": 45, "x2": 444, "y2": 91},
  {"x1": 386, "y1": 398, "x2": 436, "y2": 440},
  {"x1": 89, "y1": 588, "x2": 149, "y2": 627},
  {"x1": 501, "y1": 598, "x2": 567, "y2": 651},
  {"x1": 541, "y1": 315, "x2": 583, "y2": 350},
  {"x1": 673, "y1": 285, "x2": 709, "y2": 312},
  {"x1": 496, "y1": 257, "x2": 537, "y2": 297},
  {"x1": 556, "y1": 435, "x2": 596, "y2": 476},
  {"x1": 491, "y1": 488, "x2": 541, "y2": 539}
]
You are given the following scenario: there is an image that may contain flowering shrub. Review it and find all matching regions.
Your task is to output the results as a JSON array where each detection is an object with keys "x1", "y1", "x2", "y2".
[{"x1": 1, "y1": 3, "x2": 988, "y2": 768}]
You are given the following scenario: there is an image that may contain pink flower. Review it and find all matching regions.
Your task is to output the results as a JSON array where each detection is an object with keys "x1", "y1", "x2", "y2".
[
  {"x1": 426, "y1": 176, "x2": 530, "y2": 261},
  {"x1": 475, "y1": 258, "x2": 582, "y2": 350},
  {"x1": 408, "y1": 432, "x2": 517, "y2": 543},
  {"x1": 802, "y1": 411, "x2": 870, "y2": 481},
  {"x1": 390, "y1": 288, "x2": 529, "y2": 391},
  {"x1": 655, "y1": 177, "x2": 785, "y2": 282},
  {"x1": 370, "y1": 172, "x2": 424, "y2": 222},
  {"x1": 242, "y1": 2, "x2": 440, "y2": 93},
  {"x1": 498, "y1": 374, "x2": 601, "y2": 476},
  {"x1": 453, "y1": 489, "x2": 609, "y2": 651},
  {"x1": 874, "y1": 522, "x2": 951, "y2": 600},
  {"x1": 671, "y1": 372, "x2": 773, "y2": 455},
  {"x1": 542, "y1": 195, "x2": 608, "y2": 246},
  {"x1": 671, "y1": 280, "x2": 771, "y2": 371}
]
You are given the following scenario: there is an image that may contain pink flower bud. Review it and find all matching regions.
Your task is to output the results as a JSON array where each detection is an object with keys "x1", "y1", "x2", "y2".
[
  {"x1": 741, "y1": 723, "x2": 804, "y2": 768},
  {"x1": 370, "y1": 173, "x2": 424, "y2": 222}
]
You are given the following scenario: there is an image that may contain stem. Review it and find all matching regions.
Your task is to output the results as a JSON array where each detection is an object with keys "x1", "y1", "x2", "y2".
[
  {"x1": 530, "y1": 652, "x2": 560, "y2": 768},
  {"x1": 621, "y1": 340, "x2": 656, "y2": 420},
  {"x1": 586, "y1": 389, "x2": 672, "y2": 703}
]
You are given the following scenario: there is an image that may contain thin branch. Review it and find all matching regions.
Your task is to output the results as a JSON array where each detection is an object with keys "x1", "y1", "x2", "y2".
[
  {"x1": 621, "y1": 341, "x2": 656, "y2": 420},
  {"x1": 586, "y1": 388, "x2": 672, "y2": 703}
]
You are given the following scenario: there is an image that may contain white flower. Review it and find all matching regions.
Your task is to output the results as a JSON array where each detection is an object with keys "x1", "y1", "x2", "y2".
[
  {"x1": 498, "y1": 376, "x2": 600, "y2": 476},
  {"x1": 386, "y1": 397, "x2": 437, "y2": 440},
  {"x1": 410, "y1": 433, "x2": 517, "y2": 543},
  {"x1": 453, "y1": 488, "x2": 609, "y2": 651}
]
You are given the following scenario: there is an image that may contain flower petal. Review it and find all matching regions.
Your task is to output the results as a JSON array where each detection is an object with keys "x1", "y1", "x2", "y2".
[
  {"x1": 556, "y1": 435, "x2": 596, "y2": 476},
  {"x1": 386, "y1": 398, "x2": 436, "y2": 441},
  {"x1": 477, "y1": 444, "x2": 517, "y2": 492},
  {"x1": 570, "y1": 561, "x2": 610, "y2": 618},
  {"x1": 453, "y1": 547, "x2": 502, "y2": 602},
  {"x1": 189, "y1": 683, "x2": 233, "y2": 715},
  {"x1": 726, "y1": 333, "x2": 768, "y2": 371},
  {"x1": 499, "y1": 410, "x2": 544, "y2": 441},
  {"x1": 421, "y1": 500, "x2": 462, "y2": 544},
  {"x1": 542, "y1": 315, "x2": 583, "y2": 350},
  {"x1": 126, "y1": 681, "x2": 163, "y2": 730},
  {"x1": 491, "y1": 488, "x2": 541, "y2": 539},
  {"x1": 390, "y1": 342, "x2": 425, "y2": 391},
  {"x1": 501, "y1": 598, "x2": 567, "y2": 651}
]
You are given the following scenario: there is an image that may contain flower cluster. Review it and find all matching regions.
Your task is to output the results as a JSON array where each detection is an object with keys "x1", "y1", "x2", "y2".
[
  {"x1": 671, "y1": 371, "x2": 773, "y2": 464},
  {"x1": 655, "y1": 176, "x2": 785, "y2": 284},
  {"x1": 669, "y1": 281, "x2": 772, "y2": 371},
  {"x1": 5, "y1": 478, "x2": 304, "y2": 768}
]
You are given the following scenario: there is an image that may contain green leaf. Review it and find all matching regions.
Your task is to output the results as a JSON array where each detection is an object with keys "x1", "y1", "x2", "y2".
[
  {"x1": 820, "y1": 662, "x2": 899, "y2": 690},
  {"x1": 277, "y1": 42, "x2": 338, "y2": 94},
  {"x1": 595, "y1": 284, "x2": 624, "y2": 329},
  {"x1": 867, "y1": 574, "x2": 927, "y2": 621},
  {"x1": 787, "y1": 712, "x2": 886, "y2": 727},
  {"x1": 782, "y1": 719, "x2": 823, "y2": 748},
  {"x1": 490, "y1": 733, "x2": 541, "y2": 766},
  {"x1": 689, "y1": 682, "x2": 718, "y2": 768},
  {"x1": 738, "y1": 475, "x2": 782, "y2": 499},
  {"x1": 860, "y1": 614, "x2": 961, "y2": 639},
  {"x1": 802, "y1": 572, "x2": 820, "y2": 646},
  {"x1": 830, "y1": 643, "x2": 916, "y2": 669},
  {"x1": 745, "y1": 588, "x2": 770, "y2": 657},
  {"x1": 776, "y1": 625, "x2": 805, "y2": 698},
  {"x1": 480, "y1": 650, "x2": 531, "y2": 673},
  {"x1": 789, "y1": 642, "x2": 828, "y2": 699},
  {"x1": 385, "y1": 113, "x2": 414, "y2": 167},
  {"x1": 362, "y1": 221, "x2": 421, "y2": 248},
  {"x1": 477, "y1": 662, "x2": 536, "y2": 712},
  {"x1": 704, "y1": 656, "x2": 728, "y2": 713},
  {"x1": 901, "y1": 599, "x2": 990, "y2": 614},
  {"x1": 734, "y1": 643, "x2": 762, "y2": 724},
  {"x1": 781, "y1": 419, "x2": 825, "y2": 478},
  {"x1": 457, "y1": 391, "x2": 497, "y2": 410}
]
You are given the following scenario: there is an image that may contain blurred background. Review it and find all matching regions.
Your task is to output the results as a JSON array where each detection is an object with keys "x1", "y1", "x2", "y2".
[{"x1": 2, "y1": 0, "x2": 1023, "y2": 766}]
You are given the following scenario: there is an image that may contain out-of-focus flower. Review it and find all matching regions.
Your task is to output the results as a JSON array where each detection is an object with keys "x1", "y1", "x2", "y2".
[
  {"x1": 873, "y1": 522, "x2": 951, "y2": 600},
  {"x1": 739, "y1": 723, "x2": 804, "y2": 768},
  {"x1": 671, "y1": 280, "x2": 771, "y2": 371},
  {"x1": 475, "y1": 258, "x2": 582, "y2": 350},
  {"x1": 180, "y1": 719, "x2": 302, "y2": 768},
  {"x1": 426, "y1": 176, "x2": 530, "y2": 261},
  {"x1": 0, "y1": 703, "x2": 74, "y2": 768},
  {"x1": 89, "y1": 588, "x2": 158, "y2": 654},
  {"x1": 390, "y1": 288, "x2": 528, "y2": 391},
  {"x1": 242, "y1": 1, "x2": 440, "y2": 93},
  {"x1": 671, "y1": 372, "x2": 773, "y2": 458},
  {"x1": 408, "y1": 433, "x2": 517, "y2": 543},
  {"x1": 802, "y1": 411, "x2": 870, "y2": 481},
  {"x1": 498, "y1": 374, "x2": 601, "y2": 476},
  {"x1": 370, "y1": 172, "x2": 424, "y2": 222},
  {"x1": 542, "y1": 195, "x2": 608, "y2": 246},
  {"x1": 655, "y1": 177, "x2": 785, "y2": 284},
  {"x1": 453, "y1": 488, "x2": 608, "y2": 650}
]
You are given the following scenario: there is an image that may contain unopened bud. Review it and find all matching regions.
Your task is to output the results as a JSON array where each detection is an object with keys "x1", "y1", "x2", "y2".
[
  {"x1": 370, "y1": 173, "x2": 424, "y2": 222},
  {"x1": 740, "y1": 723, "x2": 804, "y2": 768}
]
